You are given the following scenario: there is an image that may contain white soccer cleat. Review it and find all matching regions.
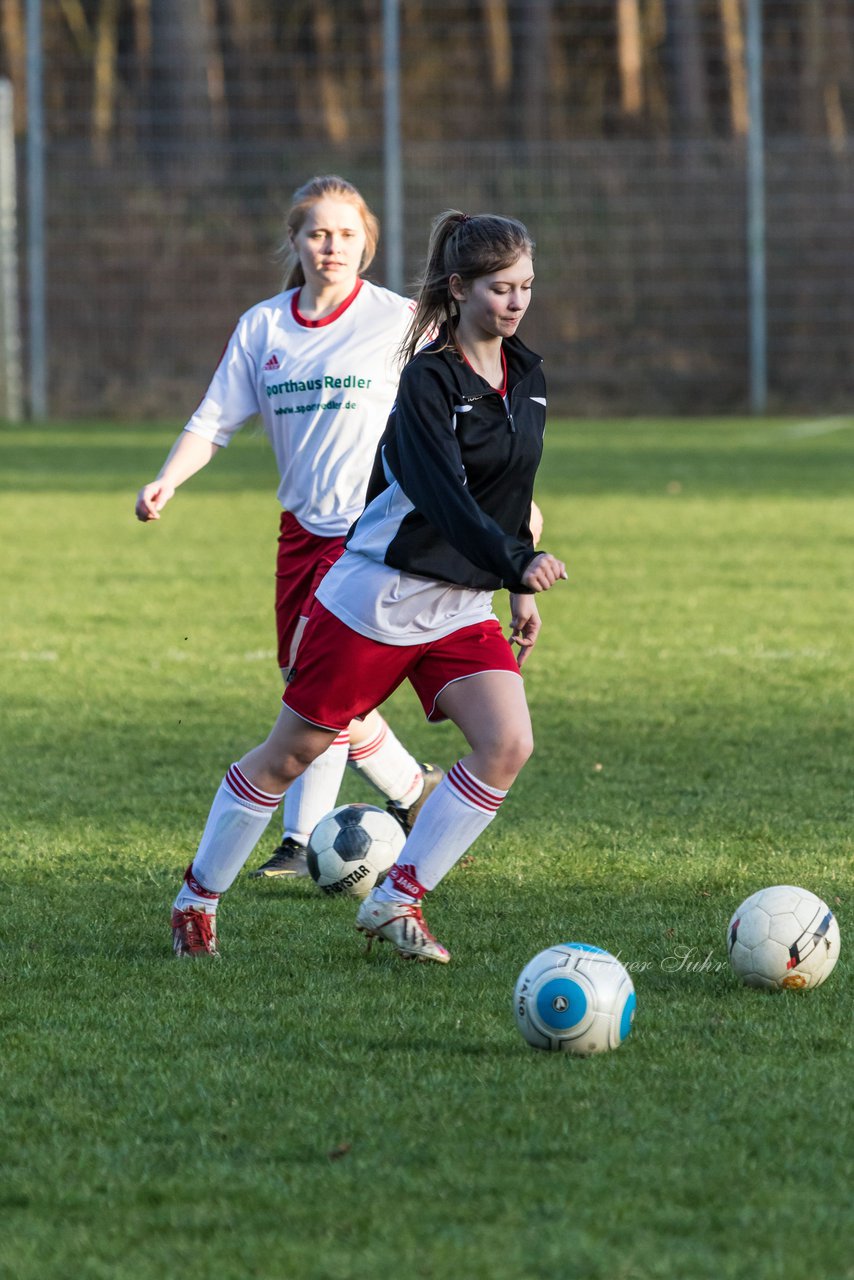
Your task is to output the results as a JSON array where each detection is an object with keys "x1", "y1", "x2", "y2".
[{"x1": 355, "y1": 889, "x2": 450, "y2": 964}]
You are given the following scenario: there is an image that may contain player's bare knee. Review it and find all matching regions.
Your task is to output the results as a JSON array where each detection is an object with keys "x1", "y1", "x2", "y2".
[
  {"x1": 484, "y1": 729, "x2": 533, "y2": 781},
  {"x1": 265, "y1": 743, "x2": 321, "y2": 790},
  {"x1": 285, "y1": 742, "x2": 324, "y2": 778},
  {"x1": 506, "y1": 728, "x2": 534, "y2": 775},
  {"x1": 263, "y1": 756, "x2": 305, "y2": 791}
]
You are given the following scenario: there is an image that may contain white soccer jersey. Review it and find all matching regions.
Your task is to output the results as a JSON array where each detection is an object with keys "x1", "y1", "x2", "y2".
[{"x1": 183, "y1": 280, "x2": 413, "y2": 536}]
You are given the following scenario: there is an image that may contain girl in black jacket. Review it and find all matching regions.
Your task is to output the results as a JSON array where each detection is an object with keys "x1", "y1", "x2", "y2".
[{"x1": 171, "y1": 210, "x2": 566, "y2": 962}]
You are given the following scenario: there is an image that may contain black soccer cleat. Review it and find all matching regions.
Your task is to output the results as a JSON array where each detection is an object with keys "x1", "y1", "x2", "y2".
[
  {"x1": 386, "y1": 763, "x2": 445, "y2": 836},
  {"x1": 249, "y1": 836, "x2": 310, "y2": 878}
]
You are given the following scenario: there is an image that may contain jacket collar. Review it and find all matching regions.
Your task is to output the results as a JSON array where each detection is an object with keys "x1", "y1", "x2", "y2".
[{"x1": 425, "y1": 323, "x2": 542, "y2": 388}]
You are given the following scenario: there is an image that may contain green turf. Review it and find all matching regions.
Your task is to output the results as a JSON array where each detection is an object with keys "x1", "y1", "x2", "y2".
[{"x1": 1, "y1": 417, "x2": 852, "y2": 1280}]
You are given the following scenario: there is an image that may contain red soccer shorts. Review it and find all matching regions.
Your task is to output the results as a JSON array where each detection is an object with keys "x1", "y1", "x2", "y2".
[
  {"x1": 282, "y1": 602, "x2": 521, "y2": 730},
  {"x1": 275, "y1": 511, "x2": 346, "y2": 668}
]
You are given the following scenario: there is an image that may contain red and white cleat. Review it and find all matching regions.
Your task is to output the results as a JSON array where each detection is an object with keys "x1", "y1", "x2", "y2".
[
  {"x1": 355, "y1": 889, "x2": 450, "y2": 964},
  {"x1": 171, "y1": 906, "x2": 220, "y2": 958}
]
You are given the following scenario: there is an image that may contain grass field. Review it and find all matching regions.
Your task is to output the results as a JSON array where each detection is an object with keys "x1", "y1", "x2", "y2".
[{"x1": 2, "y1": 416, "x2": 852, "y2": 1280}]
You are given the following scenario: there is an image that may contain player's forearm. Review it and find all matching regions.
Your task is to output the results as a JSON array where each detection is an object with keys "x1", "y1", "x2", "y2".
[{"x1": 156, "y1": 429, "x2": 221, "y2": 489}]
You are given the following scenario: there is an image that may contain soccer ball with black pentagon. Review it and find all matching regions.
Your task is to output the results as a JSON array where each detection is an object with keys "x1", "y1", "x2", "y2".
[
  {"x1": 306, "y1": 803, "x2": 406, "y2": 899},
  {"x1": 514, "y1": 943, "x2": 636, "y2": 1055},
  {"x1": 727, "y1": 884, "x2": 840, "y2": 990}
]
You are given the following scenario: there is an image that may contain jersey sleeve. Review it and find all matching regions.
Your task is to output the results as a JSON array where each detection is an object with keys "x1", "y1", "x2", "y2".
[
  {"x1": 183, "y1": 320, "x2": 260, "y2": 447},
  {"x1": 391, "y1": 362, "x2": 538, "y2": 592}
]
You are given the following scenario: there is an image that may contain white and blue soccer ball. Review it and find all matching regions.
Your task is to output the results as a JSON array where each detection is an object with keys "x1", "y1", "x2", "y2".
[
  {"x1": 514, "y1": 943, "x2": 636, "y2": 1055},
  {"x1": 727, "y1": 885, "x2": 840, "y2": 991},
  {"x1": 306, "y1": 803, "x2": 405, "y2": 899}
]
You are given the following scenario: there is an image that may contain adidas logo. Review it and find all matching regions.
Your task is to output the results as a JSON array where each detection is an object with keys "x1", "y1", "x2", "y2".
[{"x1": 264, "y1": 354, "x2": 280, "y2": 370}]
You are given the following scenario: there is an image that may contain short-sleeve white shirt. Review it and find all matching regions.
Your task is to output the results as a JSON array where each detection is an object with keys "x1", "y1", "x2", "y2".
[{"x1": 183, "y1": 280, "x2": 413, "y2": 536}]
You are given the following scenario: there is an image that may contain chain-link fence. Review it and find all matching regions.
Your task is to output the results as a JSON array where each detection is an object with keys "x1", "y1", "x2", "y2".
[{"x1": 2, "y1": 0, "x2": 853, "y2": 418}]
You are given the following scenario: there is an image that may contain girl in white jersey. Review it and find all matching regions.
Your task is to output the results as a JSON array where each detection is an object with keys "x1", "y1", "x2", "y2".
[
  {"x1": 135, "y1": 176, "x2": 443, "y2": 878},
  {"x1": 170, "y1": 210, "x2": 565, "y2": 963}
]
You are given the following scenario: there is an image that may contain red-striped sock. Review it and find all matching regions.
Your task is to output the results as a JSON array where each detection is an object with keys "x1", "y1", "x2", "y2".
[
  {"x1": 347, "y1": 717, "x2": 423, "y2": 806},
  {"x1": 374, "y1": 761, "x2": 507, "y2": 904},
  {"x1": 174, "y1": 763, "x2": 283, "y2": 909}
]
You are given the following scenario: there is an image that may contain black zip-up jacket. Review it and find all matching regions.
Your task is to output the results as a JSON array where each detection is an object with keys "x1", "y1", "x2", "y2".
[{"x1": 347, "y1": 326, "x2": 546, "y2": 594}]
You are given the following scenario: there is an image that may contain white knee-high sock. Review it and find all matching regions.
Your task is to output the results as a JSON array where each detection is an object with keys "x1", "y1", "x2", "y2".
[
  {"x1": 174, "y1": 764, "x2": 284, "y2": 910},
  {"x1": 375, "y1": 761, "x2": 507, "y2": 904},
  {"x1": 282, "y1": 731, "x2": 349, "y2": 844},
  {"x1": 347, "y1": 717, "x2": 423, "y2": 805}
]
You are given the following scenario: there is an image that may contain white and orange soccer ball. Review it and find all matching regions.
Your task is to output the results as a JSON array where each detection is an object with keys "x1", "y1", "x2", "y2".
[{"x1": 727, "y1": 885, "x2": 840, "y2": 991}]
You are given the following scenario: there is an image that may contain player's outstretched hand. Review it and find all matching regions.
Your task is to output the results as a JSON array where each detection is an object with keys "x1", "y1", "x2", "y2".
[
  {"x1": 135, "y1": 480, "x2": 175, "y2": 522},
  {"x1": 521, "y1": 552, "x2": 567, "y2": 593}
]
